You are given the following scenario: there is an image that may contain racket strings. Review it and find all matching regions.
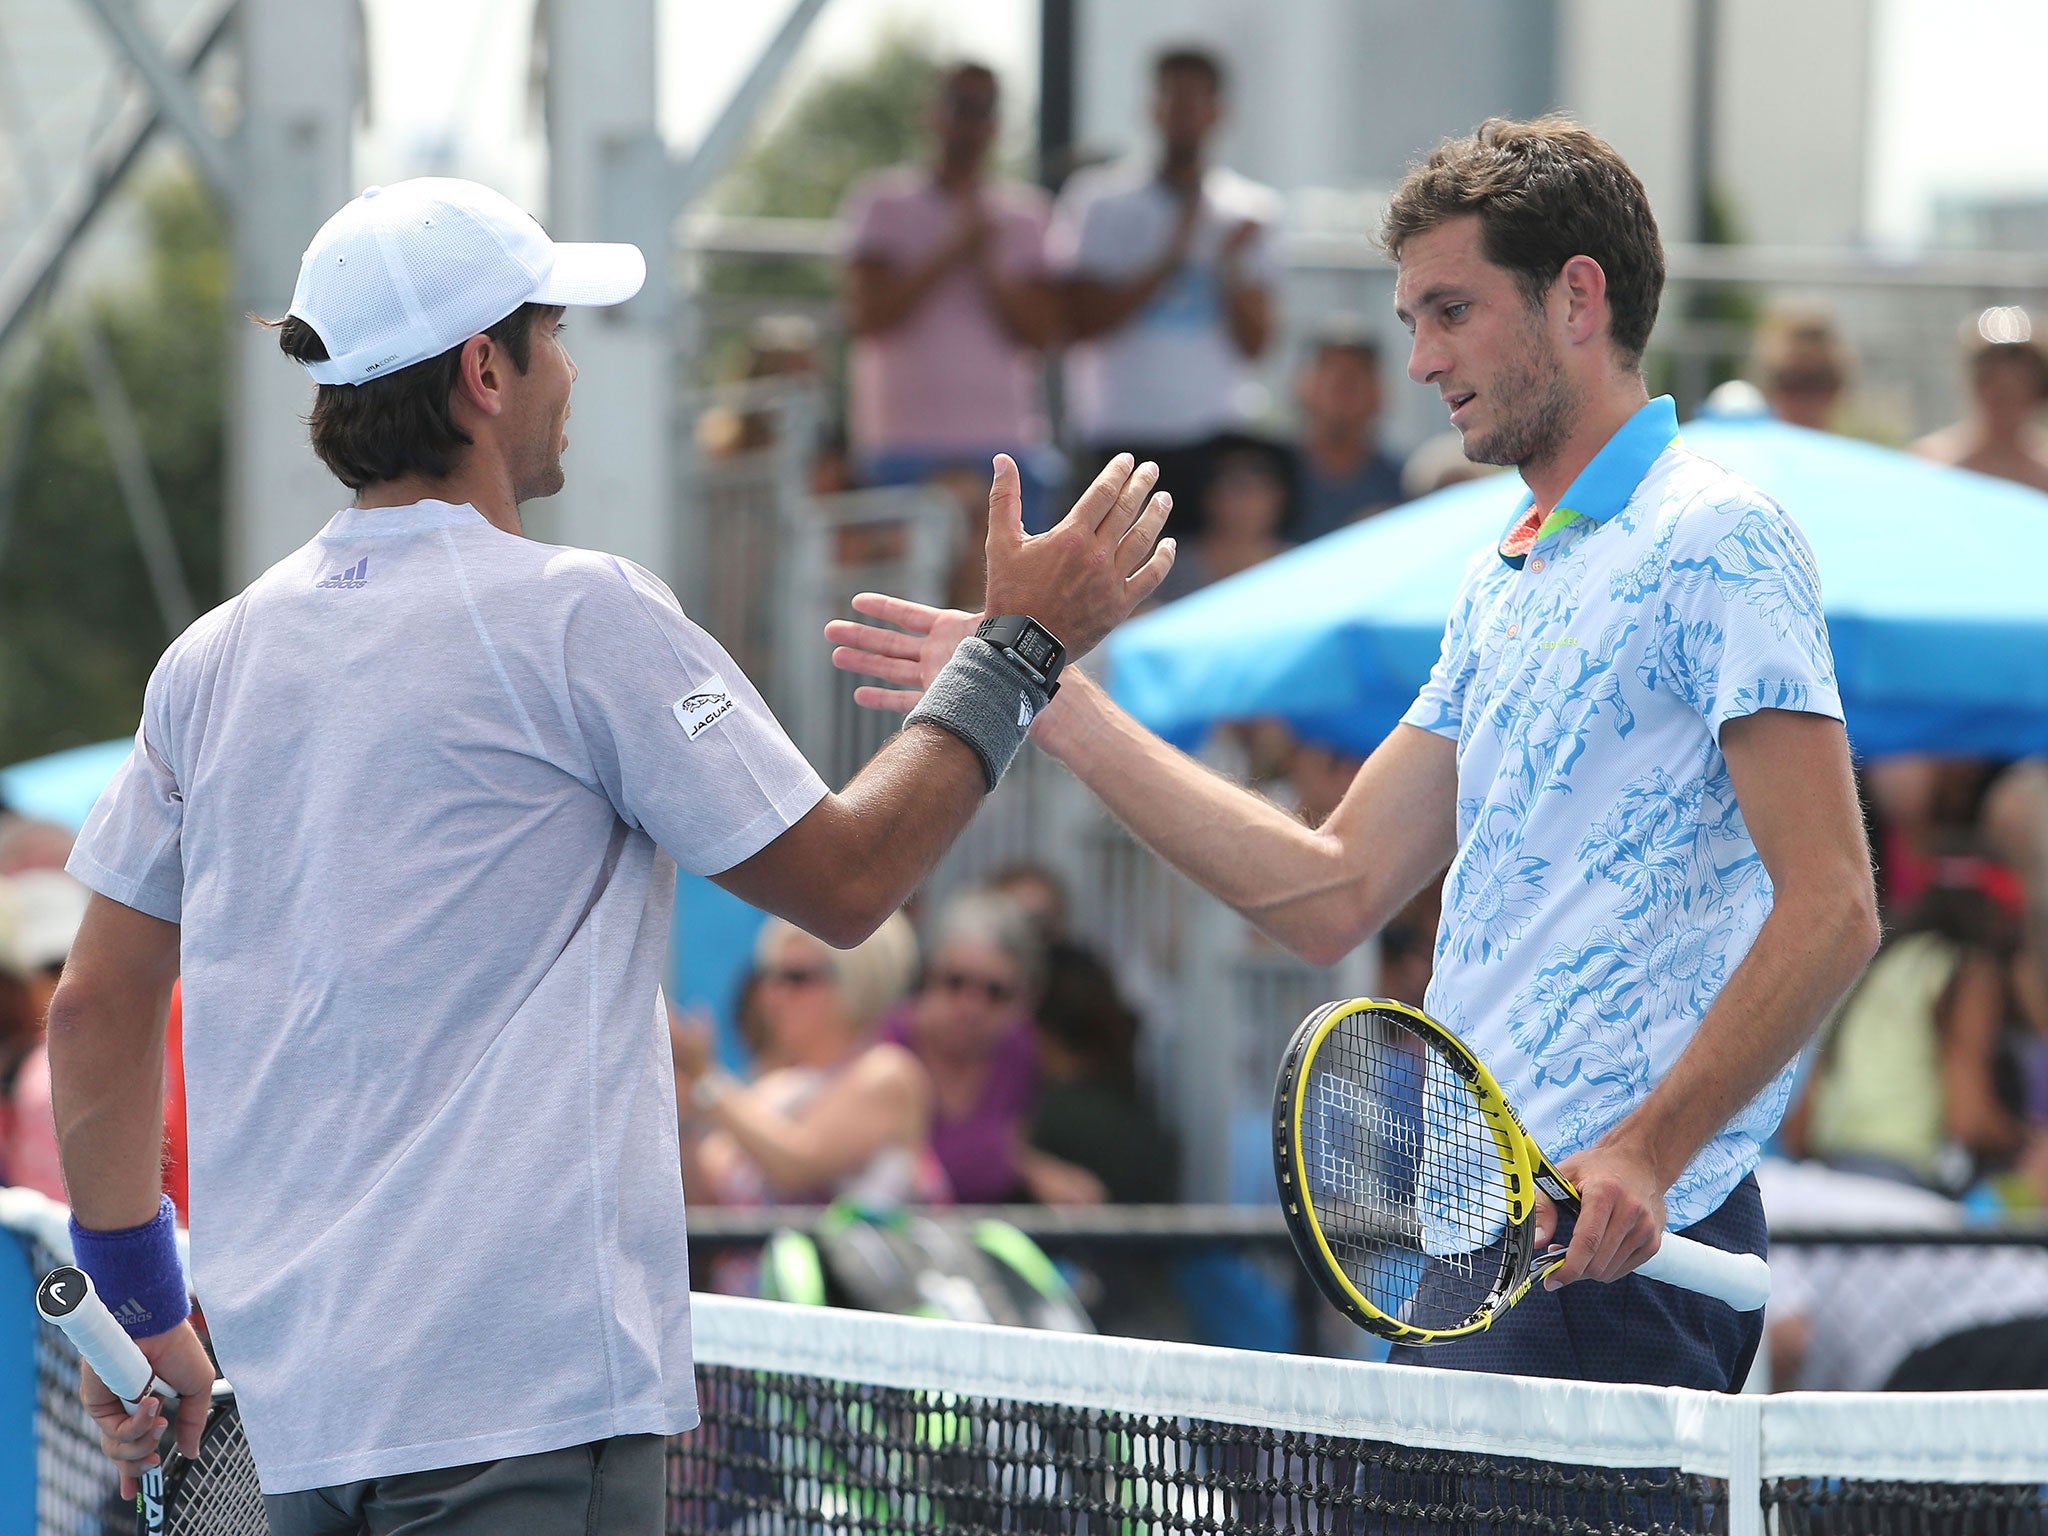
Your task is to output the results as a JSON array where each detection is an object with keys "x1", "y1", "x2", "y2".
[{"x1": 1300, "y1": 1008, "x2": 1519, "y2": 1332}]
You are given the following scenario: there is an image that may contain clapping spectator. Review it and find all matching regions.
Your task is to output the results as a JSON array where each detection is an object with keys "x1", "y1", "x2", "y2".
[
  {"x1": 1912, "y1": 313, "x2": 2048, "y2": 494},
  {"x1": 1149, "y1": 433, "x2": 1294, "y2": 604},
  {"x1": 675, "y1": 913, "x2": 944, "y2": 1208},
  {"x1": 1290, "y1": 320, "x2": 1406, "y2": 540},
  {"x1": 841, "y1": 62, "x2": 1060, "y2": 529},
  {"x1": 1049, "y1": 47, "x2": 1281, "y2": 529}
]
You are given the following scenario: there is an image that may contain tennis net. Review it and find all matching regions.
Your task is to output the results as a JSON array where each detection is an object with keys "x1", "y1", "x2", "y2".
[{"x1": 11, "y1": 1193, "x2": 2048, "y2": 1535}]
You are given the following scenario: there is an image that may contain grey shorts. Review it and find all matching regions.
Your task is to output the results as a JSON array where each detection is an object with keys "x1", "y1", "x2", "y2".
[{"x1": 263, "y1": 1434, "x2": 663, "y2": 1536}]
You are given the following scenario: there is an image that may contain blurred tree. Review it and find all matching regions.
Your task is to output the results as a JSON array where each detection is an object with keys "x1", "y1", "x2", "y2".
[
  {"x1": 693, "y1": 32, "x2": 942, "y2": 381},
  {"x1": 716, "y1": 31, "x2": 942, "y2": 222},
  {"x1": 0, "y1": 172, "x2": 227, "y2": 766}
]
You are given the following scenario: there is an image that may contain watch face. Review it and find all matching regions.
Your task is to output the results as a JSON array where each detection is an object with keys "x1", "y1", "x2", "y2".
[{"x1": 1016, "y1": 628, "x2": 1056, "y2": 670}]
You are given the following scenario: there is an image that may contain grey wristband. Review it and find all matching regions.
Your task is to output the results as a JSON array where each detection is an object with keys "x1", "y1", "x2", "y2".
[{"x1": 906, "y1": 636, "x2": 1051, "y2": 791}]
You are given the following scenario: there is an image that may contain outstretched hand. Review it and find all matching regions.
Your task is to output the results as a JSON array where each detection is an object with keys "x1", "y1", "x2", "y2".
[
  {"x1": 986, "y1": 451, "x2": 1175, "y2": 656},
  {"x1": 825, "y1": 452, "x2": 1174, "y2": 712},
  {"x1": 826, "y1": 593, "x2": 980, "y2": 715}
]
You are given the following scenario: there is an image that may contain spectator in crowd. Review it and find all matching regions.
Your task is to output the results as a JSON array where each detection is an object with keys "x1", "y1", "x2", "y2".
[
  {"x1": 1378, "y1": 883, "x2": 1444, "y2": 1012},
  {"x1": 1028, "y1": 939, "x2": 1179, "y2": 1205},
  {"x1": 0, "y1": 814, "x2": 75, "y2": 877},
  {"x1": 694, "y1": 313, "x2": 825, "y2": 462},
  {"x1": 1751, "y1": 308, "x2": 1852, "y2": 432},
  {"x1": 1912, "y1": 314, "x2": 2048, "y2": 493},
  {"x1": 986, "y1": 861, "x2": 1070, "y2": 942},
  {"x1": 1788, "y1": 872, "x2": 2032, "y2": 1194},
  {"x1": 840, "y1": 62, "x2": 1060, "y2": 532},
  {"x1": 1290, "y1": 319, "x2": 1407, "y2": 541},
  {"x1": 1399, "y1": 430, "x2": 1503, "y2": 499},
  {"x1": 1149, "y1": 432, "x2": 1294, "y2": 605},
  {"x1": 673, "y1": 913, "x2": 943, "y2": 1207},
  {"x1": 1983, "y1": 761, "x2": 2048, "y2": 1046},
  {"x1": 1281, "y1": 736, "x2": 1362, "y2": 829},
  {"x1": 882, "y1": 892, "x2": 1071, "y2": 1203},
  {"x1": 1759, "y1": 1157, "x2": 2048, "y2": 1391},
  {"x1": 1049, "y1": 47, "x2": 1281, "y2": 530},
  {"x1": 1, "y1": 870, "x2": 89, "y2": 1199}
]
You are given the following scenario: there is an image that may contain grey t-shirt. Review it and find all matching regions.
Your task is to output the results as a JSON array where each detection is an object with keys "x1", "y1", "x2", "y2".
[{"x1": 68, "y1": 499, "x2": 827, "y2": 1492}]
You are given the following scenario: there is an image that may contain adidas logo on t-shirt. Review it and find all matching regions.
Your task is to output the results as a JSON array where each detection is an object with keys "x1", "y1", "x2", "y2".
[{"x1": 317, "y1": 557, "x2": 369, "y2": 590}]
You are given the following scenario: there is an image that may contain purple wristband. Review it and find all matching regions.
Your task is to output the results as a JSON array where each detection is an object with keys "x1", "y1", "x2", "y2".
[{"x1": 69, "y1": 1194, "x2": 190, "y2": 1339}]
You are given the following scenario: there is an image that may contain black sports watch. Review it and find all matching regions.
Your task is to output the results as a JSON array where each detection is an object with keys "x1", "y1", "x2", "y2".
[{"x1": 976, "y1": 614, "x2": 1066, "y2": 698}]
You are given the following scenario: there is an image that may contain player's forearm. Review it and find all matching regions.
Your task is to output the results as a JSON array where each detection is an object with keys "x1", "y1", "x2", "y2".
[
  {"x1": 1604, "y1": 880, "x2": 1880, "y2": 1190},
  {"x1": 46, "y1": 982, "x2": 175, "y2": 1230},
  {"x1": 1033, "y1": 669, "x2": 1386, "y2": 964},
  {"x1": 803, "y1": 725, "x2": 991, "y2": 946}
]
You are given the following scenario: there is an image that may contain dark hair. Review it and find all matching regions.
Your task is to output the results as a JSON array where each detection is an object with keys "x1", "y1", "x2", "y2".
[
  {"x1": 1973, "y1": 340, "x2": 2048, "y2": 400},
  {"x1": 266, "y1": 302, "x2": 551, "y2": 492},
  {"x1": 1034, "y1": 940, "x2": 1142, "y2": 1096},
  {"x1": 941, "y1": 60, "x2": 999, "y2": 93},
  {"x1": 1382, "y1": 115, "x2": 1665, "y2": 368},
  {"x1": 1154, "y1": 46, "x2": 1225, "y2": 95}
]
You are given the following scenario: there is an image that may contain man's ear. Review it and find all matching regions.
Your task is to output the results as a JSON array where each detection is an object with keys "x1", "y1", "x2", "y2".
[
  {"x1": 452, "y1": 332, "x2": 507, "y2": 419},
  {"x1": 1556, "y1": 254, "x2": 1610, "y2": 350}
]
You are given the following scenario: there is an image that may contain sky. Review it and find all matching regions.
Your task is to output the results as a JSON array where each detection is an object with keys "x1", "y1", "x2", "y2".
[{"x1": 353, "y1": 0, "x2": 2048, "y2": 248}]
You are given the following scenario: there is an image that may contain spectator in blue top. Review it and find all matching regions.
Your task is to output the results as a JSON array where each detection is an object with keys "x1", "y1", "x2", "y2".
[{"x1": 1289, "y1": 318, "x2": 1407, "y2": 540}]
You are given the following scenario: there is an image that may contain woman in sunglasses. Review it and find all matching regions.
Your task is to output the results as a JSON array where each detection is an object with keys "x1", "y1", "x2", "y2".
[
  {"x1": 879, "y1": 893, "x2": 1104, "y2": 1204},
  {"x1": 676, "y1": 912, "x2": 945, "y2": 1208}
]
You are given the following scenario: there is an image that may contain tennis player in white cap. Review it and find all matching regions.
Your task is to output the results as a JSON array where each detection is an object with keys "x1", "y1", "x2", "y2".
[{"x1": 46, "y1": 177, "x2": 1173, "y2": 1533}]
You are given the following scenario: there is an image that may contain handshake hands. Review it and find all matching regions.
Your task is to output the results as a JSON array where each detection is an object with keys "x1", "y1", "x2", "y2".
[{"x1": 826, "y1": 452, "x2": 1174, "y2": 719}]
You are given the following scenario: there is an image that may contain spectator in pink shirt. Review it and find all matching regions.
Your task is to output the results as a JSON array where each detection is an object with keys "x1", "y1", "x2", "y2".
[{"x1": 840, "y1": 62, "x2": 1062, "y2": 532}]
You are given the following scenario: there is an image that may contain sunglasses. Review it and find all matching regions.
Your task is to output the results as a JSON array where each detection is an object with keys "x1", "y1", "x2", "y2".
[
  {"x1": 930, "y1": 970, "x2": 1018, "y2": 1005},
  {"x1": 761, "y1": 965, "x2": 832, "y2": 989}
]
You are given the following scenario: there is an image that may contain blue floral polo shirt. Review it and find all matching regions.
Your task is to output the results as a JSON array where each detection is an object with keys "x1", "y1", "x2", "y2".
[{"x1": 1401, "y1": 395, "x2": 1842, "y2": 1228}]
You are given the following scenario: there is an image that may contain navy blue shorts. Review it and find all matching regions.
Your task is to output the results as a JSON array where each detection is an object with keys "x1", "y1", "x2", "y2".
[{"x1": 1386, "y1": 1173, "x2": 1766, "y2": 1390}]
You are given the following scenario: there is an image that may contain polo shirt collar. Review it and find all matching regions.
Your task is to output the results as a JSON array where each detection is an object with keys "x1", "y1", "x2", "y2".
[{"x1": 1497, "y1": 395, "x2": 1680, "y2": 568}]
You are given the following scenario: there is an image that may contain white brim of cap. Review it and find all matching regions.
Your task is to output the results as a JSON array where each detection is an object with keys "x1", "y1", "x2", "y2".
[{"x1": 534, "y1": 242, "x2": 647, "y2": 306}]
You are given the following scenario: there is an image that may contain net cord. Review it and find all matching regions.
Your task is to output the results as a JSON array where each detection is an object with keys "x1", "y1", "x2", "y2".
[{"x1": 692, "y1": 1292, "x2": 2048, "y2": 1491}]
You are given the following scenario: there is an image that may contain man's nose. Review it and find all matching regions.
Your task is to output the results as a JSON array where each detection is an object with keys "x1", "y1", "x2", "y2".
[{"x1": 1407, "y1": 332, "x2": 1445, "y2": 386}]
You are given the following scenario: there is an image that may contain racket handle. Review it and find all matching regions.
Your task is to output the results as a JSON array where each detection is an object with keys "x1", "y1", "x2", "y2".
[
  {"x1": 34, "y1": 1265, "x2": 179, "y2": 1412},
  {"x1": 1636, "y1": 1233, "x2": 1771, "y2": 1312}
]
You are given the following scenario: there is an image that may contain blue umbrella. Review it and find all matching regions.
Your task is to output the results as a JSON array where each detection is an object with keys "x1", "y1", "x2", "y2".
[
  {"x1": 0, "y1": 738, "x2": 133, "y2": 830},
  {"x1": 1105, "y1": 414, "x2": 2048, "y2": 760}
]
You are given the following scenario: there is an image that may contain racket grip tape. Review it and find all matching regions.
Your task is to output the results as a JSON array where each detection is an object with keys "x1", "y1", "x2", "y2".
[
  {"x1": 34, "y1": 1266, "x2": 179, "y2": 1411},
  {"x1": 1636, "y1": 1233, "x2": 1771, "y2": 1312}
]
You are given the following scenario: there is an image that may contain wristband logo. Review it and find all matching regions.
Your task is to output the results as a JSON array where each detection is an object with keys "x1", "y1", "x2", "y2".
[
  {"x1": 1018, "y1": 693, "x2": 1034, "y2": 729},
  {"x1": 674, "y1": 676, "x2": 737, "y2": 740}
]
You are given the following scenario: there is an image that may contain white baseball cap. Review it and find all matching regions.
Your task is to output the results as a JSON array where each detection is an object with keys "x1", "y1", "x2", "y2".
[{"x1": 286, "y1": 177, "x2": 647, "y2": 387}]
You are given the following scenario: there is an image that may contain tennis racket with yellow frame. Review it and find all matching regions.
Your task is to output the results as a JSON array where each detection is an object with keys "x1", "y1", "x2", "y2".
[{"x1": 1272, "y1": 997, "x2": 1770, "y2": 1345}]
